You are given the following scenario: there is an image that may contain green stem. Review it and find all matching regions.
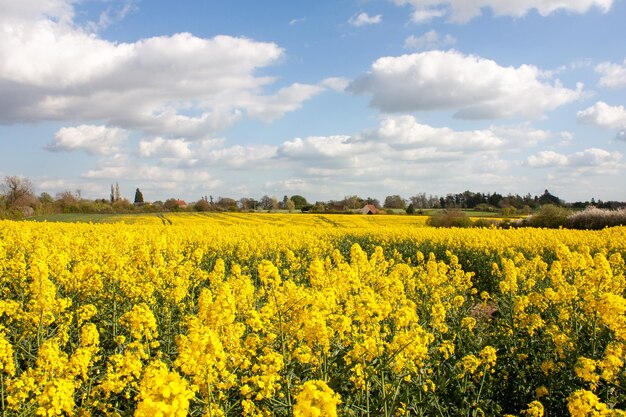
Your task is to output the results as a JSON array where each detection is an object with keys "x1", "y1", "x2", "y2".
[
  {"x1": 473, "y1": 369, "x2": 488, "y2": 416},
  {"x1": 1, "y1": 373, "x2": 6, "y2": 417},
  {"x1": 381, "y1": 367, "x2": 388, "y2": 417}
]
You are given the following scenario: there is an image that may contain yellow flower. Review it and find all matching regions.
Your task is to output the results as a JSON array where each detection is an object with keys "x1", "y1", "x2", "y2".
[
  {"x1": 35, "y1": 378, "x2": 75, "y2": 417},
  {"x1": 535, "y1": 386, "x2": 549, "y2": 398},
  {"x1": 458, "y1": 355, "x2": 481, "y2": 378},
  {"x1": 575, "y1": 358, "x2": 600, "y2": 389},
  {"x1": 461, "y1": 317, "x2": 477, "y2": 332},
  {"x1": 118, "y1": 303, "x2": 158, "y2": 342},
  {"x1": 522, "y1": 400, "x2": 545, "y2": 417},
  {"x1": 0, "y1": 332, "x2": 16, "y2": 376},
  {"x1": 134, "y1": 360, "x2": 195, "y2": 417},
  {"x1": 479, "y1": 346, "x2": 497, "y2": 371},
  {"x1": 567, "y1": 389, "x2": 610, "y2": 417},
  {"x1": 293, "y1": 380, "x2": 341, "y2": 417}
]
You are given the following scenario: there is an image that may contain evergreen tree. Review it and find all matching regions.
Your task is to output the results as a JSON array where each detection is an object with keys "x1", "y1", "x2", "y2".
[{"x1": 134, "y1": 188, "x2": 144, "y2": 204}]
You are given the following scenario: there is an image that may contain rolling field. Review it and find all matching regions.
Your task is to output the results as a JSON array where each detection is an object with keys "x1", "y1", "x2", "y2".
[{"x1": 1, "y1": 215, "x2": 625, "y2": 416}]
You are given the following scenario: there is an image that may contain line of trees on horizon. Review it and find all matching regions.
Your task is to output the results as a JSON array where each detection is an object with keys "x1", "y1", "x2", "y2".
[{"x1": 1, "y1": 175, "x2": 625, "y2": 219}]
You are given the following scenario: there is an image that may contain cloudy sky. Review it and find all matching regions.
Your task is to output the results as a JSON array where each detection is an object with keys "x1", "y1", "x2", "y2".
[{"x1": 1, "y1": 0, "x2": 625, "y2": 203}]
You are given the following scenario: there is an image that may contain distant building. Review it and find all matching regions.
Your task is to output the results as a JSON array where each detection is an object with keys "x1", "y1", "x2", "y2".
[
  {"x1": 175, "y1": 200, "x2": 187, "y2": 209},
  {"x1": 361, "y1": 204, "x2": 379, "y2": 215}
]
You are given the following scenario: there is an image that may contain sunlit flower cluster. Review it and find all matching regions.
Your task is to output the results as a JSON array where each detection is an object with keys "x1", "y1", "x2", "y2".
[{"x1": 0, "y1": 215, "x2": 625, "y2": 416}]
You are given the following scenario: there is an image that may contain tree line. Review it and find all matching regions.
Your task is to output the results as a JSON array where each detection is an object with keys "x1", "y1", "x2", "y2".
[{"x1": 1, "y1": 175, "x2": 625, "y2": 219}]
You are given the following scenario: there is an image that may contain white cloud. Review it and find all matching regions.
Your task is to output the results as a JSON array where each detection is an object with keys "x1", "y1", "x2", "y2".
[
  {"x1": 83, "y1": 162, "x2": 218, "y2": 185},
  {"x1": 204, "y1": 145, "x2": 278, "y2": 169},
  {"x1": 320, "y1": 77, "x2": 350, "y2": 92},
  {"x1": 0, "y1": 3, "x2": 326, "y2": 138},
  {"x1": 348, "y1": 50, "x2": 583, "y2": 118},
  {"x1": 289, "y1": 17, "x2": 306, "y2": 25},
  {"x1": 137, "y1": 137, "x2": 277, "y2": 170},
  {"x1": 46, "y1": 125, "x2": 128, "y2": 155},
  {"x1": 56, "y1": 115, "x2": 604, "y2": 201},
  {"x1": 86, "y1": 1, "x2": 136, "y2": 32},
  {"x1": 370, "y1": 115, "x2": 505, "y2": 151},
  {"x1": 527, "y1": 151, "x2": 569, "y2": 167},
  {"x1": 404, "y1": 30, "x2": 456, "y2": 50},
  {"x1": 348, "y1": 12, "x2": 382, "y2": 27},
  {"x1": 244, "y1": 83, "x2": 326, "y2": 122},
  {"x1": 568, "y1": 148, "x2": 622, "y2": 167},
  {"x1": 527, "y1": 148, "x2": 622, "y2": 170},
  {"x1": 277, "y1": 115, "x2": 558, "y2": 171},
  {"x1": 595, "y1": 59, "x2": 626, "y2": 89},
  {"x1": 392, "y1": 0, "x2": 613, "y2": 23},
  {"x1": 407, "y1": 8, "x2": 446, "y2": 23},
  {"x1": 577, "y1": 102, "x2": 626, "y2": 129},
  {"x1": 138, "y1": 137, "x2": 193, "y2": 159},
  {"x1": 0, "y1": 0, "x2": 76, "y2": 24}
]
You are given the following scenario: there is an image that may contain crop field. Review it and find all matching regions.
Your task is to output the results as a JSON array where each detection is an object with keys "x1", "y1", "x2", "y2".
[{"x1": 1, "y1": 214, "x2": 625, "y2": 416}]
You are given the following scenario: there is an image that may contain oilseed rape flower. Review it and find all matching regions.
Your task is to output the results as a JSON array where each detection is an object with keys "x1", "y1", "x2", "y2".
[
  {"x1": 0, "y1": 217, "x2": 625, "y2": 416},
  {"x1": 0, "y1": 332, "x2": 16, "y2": 376},
  {"x1": 567, "y1": 389, "x2": 611, "y2": 417},
  {"x1": 522, "y1": 400, "x2": 545, "y2": 417},
  {"x1": 135, "y1": 360, "x2": 195, "y2": 417},
  {"x1": 293, "y1": 380, "x2": 341, "y2": 417}
]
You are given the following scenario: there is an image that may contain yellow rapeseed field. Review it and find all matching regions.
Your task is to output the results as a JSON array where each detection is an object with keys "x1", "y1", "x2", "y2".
[{"x1": 1, "y1": 213, "x2": 625, "y2": 416}]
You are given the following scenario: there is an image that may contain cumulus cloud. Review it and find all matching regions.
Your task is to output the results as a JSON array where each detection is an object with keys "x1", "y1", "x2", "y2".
[
  {"x1": 0, "y1": 2, "x2": 326, "y2": 138},
  {"x1": 244, "y1": 83, "x2": 326, "y2": 122},
  {"x1": 368, "y1": 115, "x2": 505, "y2": 151},
  {"x1": 527, "y1": 148, "x2": 622, "y2": 171},
  {"x1": 123, "y1": 115, "x2": 562, "y2": 187},
  {"x1": 348, "y1": 12, "x2": 382, "y2": 27},
  {"x1": 577, "y1": 102, "x2": 626, "y2": 129},
  {"x1": 595, "y1": 59, "x2": 626, "y2": 89},
  {"x1": 320, "y1": 77, "x2": 350, "y2": 92},
  {"x1": 527, "y1": 151, "x2": 569, "y2": 167},
  {"x1": 138, "y1": 137, "x2": 193, "y2": 159},
  {"x1": 46, "y1": 125, "x2": 128, "y2": 155},
  {"x1": 404, "y1": 30, "x2": 456, "y2": 50},
  {"x1": 348, "y1": 50, "x2": 583, "y2": 119},
  {"x1": 65, "y1": 115, "x2": 587, "y2": 200},
  {"x1": 392, "y1": 0, "x2": 613, "y2": 23},
  {"x1": 0, "y1": 0, "x2": 76, "y2": 23},
  {"x1": 277, "y1": 115, "x2": 558, "y2": 174},
  {"x1": 83, "y1": 161, "x2": 218, "y2": 184}
]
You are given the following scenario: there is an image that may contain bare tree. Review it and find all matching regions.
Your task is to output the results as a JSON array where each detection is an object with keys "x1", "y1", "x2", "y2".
[{"x1": 2, "y1": 176, "x2": 35, "y2": 208}]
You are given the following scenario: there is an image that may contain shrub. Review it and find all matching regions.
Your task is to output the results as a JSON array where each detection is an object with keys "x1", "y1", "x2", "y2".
[
  {"x1": 565, "y1": 206, "x2": 626, "y2": 230},
  {"x1": 427, "y1": 209, "x2": 473, "y2": 228},
  {"x1": 524, "y1": 204, "x2": 571, "y2": 228},
  {"x1": 473, "y1": 218, "x2": 497, "y2": 228}
]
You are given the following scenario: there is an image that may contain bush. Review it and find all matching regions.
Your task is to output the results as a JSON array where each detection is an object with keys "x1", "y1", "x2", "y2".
[
  {"x1": 427, "y1": 209, "x2": 473, "y2": 228},
  {"x1": 524, "y1": 204, "x2": 571, "y2": 228},
  {"x1": 565, "y1": 206, "x2": 626, "y2": 230},
  {"x1": 473, "y1": 218, "x2": 497, "y2": 228}
]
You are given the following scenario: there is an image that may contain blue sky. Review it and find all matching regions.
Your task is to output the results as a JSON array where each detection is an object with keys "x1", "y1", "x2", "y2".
[{"x1": 1, "y1": 0, "x2": 625, "y2": 203}]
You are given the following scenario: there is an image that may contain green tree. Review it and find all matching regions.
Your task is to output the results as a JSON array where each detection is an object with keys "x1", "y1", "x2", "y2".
[
  {"x1": 134, "y1": 188, "x2": 144, "y2": 205},
  {"x1": 194, "y1": 198, "x2": 211, "y2": 212},
  {"x1": 290, "y1": 195, "x2": 308, "y2": 210},
  {"x1": 526, "y1": 204, "x2": 571, "y2": 228},
  {"x1": 383, "y1": 195, "x2": 406, "y2": 210}
]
